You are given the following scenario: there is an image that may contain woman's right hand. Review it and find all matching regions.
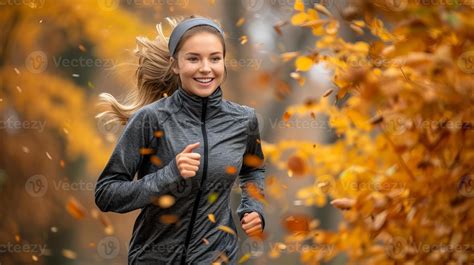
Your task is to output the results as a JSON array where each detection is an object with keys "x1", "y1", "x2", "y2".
[{"x1": 176, "y1": 142, "x2": 201, "y2": 179}]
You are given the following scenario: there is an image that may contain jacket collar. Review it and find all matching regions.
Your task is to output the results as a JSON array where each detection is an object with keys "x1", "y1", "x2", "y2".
[{"x1": 173, "y1": 85, "x2": 223, "y2": 121}]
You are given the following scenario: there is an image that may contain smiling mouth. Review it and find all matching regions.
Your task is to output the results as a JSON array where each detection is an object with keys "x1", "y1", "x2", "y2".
[{"x1": 193, "y1": 77, "x2": 214, "y2": 84}]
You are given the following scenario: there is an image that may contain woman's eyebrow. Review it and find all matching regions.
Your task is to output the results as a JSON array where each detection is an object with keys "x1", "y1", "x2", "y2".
[{"x1": 184, "y1": 52, "x2": 223, "y2": 56}]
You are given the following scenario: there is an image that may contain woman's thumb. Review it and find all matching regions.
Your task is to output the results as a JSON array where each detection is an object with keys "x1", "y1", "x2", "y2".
[{"x1": 181, "y1": 142, "x2": 200, "y2": 153}]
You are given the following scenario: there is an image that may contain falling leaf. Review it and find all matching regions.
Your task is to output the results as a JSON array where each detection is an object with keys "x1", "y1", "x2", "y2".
[
  {"x1": 66, "y1": 197, "x2": 86, "y2": 220},
  {"x1": 325, "y1": 20, "x2": 339, "y2": 35},
  {"x1": 282, "y1": 214, "x2": 311, "y2": 235},
  {"x1": 330, "y1": 198, "x2": 355, "y2": 210},
  {"x1": 238, "y1": 253, "x2": 251, "y2": 264},
  {"x1": 217, "y1": 225, "x2": 236, "y2": 236},
  {"x1": 287, "y1": 155, "x2": 307, "y2": 176},
  {"x1": 239, "y1": 36, "x2": 248, "y2": 45},
  {"x1": 32, "y1": 255, "x2": 38, "y2": 261},
  {"x1": 62, "y1": 249, "x2": 77, "y2": 260},
  {"x1": 350, "y1": 23, "x2": 364, "y2": 35},
  {"x1": 295, "y1": 56, "x2": 313, "y2": 71},
  {"x1": 226, "y1": 165, "x2": 237, "y2": 174},
  {"x1": 243, "y1": 154, "x2": 263, "y2": 168},
  {"x1": 314, "y1": 3, "x2": 332, "y2": 17},
  {"x1": 280, "y1": 51, "x2": 300, "y2": 62},
  {"x1": 273, "y1": 21, "x2": 288, "y2": 35},
  {"x1": 208, "y1": 192, "x2": 218, "y2": 204},
  {"x1": 294, "y1": 0, "x2": 305, "y2": 11},
  {"x1": 208, "y1": 213, "x2": 216, "y2": 223},
  {"x1": 139, "y1": 148, "x2": 155, "y2": 155},
  {"x1": 153, "y1": 195, "x2": 175, "y2": 208},
  {"x1": 236, "y1": 17, "x2": 245, "y2": 27},
  {"x1": 323, "y1": 89, "x2": 333, "y2": 97},
  {"x1": 150, "y1": 156, "x2": 162, "y2": 166},
  {"x1": 159, "y1": 214, "x2": 178, "y2": 224},
  {"x1": 78, "y1": 44, "x2": 86, "y2": 52},
  {"x1": 154, "y1": 130, "x2": 164, "y2": 138}
]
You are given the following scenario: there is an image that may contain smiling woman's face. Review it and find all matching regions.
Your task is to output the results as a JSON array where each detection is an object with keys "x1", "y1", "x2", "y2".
[{"x1": 172, "y1": 31, "x2": 225, "y2": 98}]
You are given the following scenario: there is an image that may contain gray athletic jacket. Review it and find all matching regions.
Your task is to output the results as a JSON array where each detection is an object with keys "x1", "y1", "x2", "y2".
[{"x1": 94, "y1": 85, "x2": 266, "y2": 264}]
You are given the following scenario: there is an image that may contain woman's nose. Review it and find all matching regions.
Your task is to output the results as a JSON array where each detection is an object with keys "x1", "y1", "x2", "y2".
[{"x1": 199, "y1": 60, "x2": 212, "y2": 73}]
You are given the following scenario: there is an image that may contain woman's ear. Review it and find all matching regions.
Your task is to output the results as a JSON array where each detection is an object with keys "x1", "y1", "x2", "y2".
[{"x1": 170, "y1": 57, "x2": 179, "y2": 75}]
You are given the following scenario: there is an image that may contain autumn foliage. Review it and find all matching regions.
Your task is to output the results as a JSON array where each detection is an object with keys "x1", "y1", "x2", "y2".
[{"x1": 264, "y1": 0, "x2": 474, "y2": 264}]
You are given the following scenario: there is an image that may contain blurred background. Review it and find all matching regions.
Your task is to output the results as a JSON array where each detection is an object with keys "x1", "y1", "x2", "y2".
[{"x1": 1, "y1": 0, "x2": 473, "y2": 264}]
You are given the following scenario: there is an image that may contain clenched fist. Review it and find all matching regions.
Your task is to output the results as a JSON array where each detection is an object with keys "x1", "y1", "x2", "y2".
[
  {"x1": 241, "y1": 212, "x2": 263, "y2": 237},
  {"x1": 176, "y1": 142, "x2": 201, "y2": 179}
]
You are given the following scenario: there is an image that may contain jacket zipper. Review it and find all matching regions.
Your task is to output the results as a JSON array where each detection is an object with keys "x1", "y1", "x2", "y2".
[{"x1": 181, "y1": 97, "x2": 208, "y2": 265}]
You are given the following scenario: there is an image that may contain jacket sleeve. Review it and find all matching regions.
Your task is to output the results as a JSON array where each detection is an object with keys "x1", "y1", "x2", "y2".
[
  {"x1": 237, "y1": 108, "x2": 266, "y2": 231},
  {"x1": 94, "y1": 109, "x2": 181, "y2": 213}
]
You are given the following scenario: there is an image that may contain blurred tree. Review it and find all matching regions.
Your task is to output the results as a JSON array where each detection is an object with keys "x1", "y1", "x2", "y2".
[{"x1": 265, "y1": 0, "x2": 474, "y2": 264}]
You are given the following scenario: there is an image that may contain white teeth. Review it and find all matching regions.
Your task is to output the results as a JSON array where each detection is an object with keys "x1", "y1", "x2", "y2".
[{"x1": 194, "y1": 78, "x2": 213, "y2": 83}]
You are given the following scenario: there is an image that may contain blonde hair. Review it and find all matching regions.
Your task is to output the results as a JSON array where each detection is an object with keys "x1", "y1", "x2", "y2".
[{"x1": 96, "y1": 15, "x2": 226, "y2": 124}]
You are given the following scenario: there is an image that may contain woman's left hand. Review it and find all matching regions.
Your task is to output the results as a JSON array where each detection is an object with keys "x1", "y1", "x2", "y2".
[{"x1": 240, "y1": 212, "x2": 263, "y2": 237}]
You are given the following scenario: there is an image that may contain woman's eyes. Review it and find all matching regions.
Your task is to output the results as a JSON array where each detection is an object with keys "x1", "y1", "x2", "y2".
[{"x1": 187, "y1": 57, "x2": 222, "y2": 62}]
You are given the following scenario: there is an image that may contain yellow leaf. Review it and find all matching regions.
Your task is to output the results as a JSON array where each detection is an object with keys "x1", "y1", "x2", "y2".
[
  {"x1": 295, "y1": 56, "x2": 313, "y2": 71},
  {"x1": 294, "y1": 0, "x2": 305, "y2": 12},
  {"x1": 208, "y1": 213, "x2": 216, "y2": 223},
  {"x1": 238, "y1": 253, "x2": 251, "y2": 264},
  {"x1": 218, "y1": 225, "x2": 236, "y2": 236},
  {"x1": 291, "y1": 12, "x2": 310, "y2": 26}
]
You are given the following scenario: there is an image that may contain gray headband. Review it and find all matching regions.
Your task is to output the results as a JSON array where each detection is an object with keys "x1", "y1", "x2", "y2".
[{"x1": 168, "y1": 18, "x2": 224, "y2": 57}]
